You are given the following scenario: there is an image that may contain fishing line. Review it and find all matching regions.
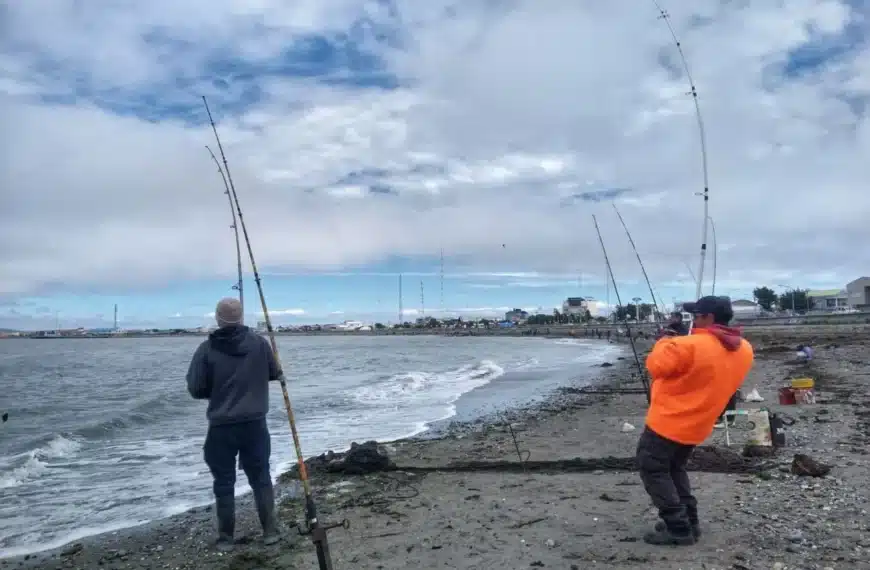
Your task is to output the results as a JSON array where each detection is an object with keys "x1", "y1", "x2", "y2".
[
  {"x1": 652, "y1": 1, "x2": 710, "y2": 300},
  {"x1": 202, "y1": 96, "x2": 340, "y2": 569},
  {"x1": 206, "y1": 145, "x2": 244, "y2": 311},
  {"x1": 591, "y1": 215, "x2": 650, "y2": 401}
]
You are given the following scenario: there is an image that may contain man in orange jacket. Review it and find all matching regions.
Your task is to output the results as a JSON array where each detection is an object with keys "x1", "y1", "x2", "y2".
[{"x1": 636, "y1": 296, "x2": 754, "y2": 545}]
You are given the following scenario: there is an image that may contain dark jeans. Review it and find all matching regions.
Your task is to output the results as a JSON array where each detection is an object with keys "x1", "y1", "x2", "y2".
[
  {"x1": 636, "y1": 427, "x2": 697, "y2": 533},
  {"x1": 204, "y1": 418, "x2": 272, "y2": 499}
]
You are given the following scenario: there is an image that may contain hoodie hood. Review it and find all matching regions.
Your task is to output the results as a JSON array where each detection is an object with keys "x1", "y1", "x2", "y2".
[
  {"x1": 702, "y1": 323, "x2": 744, "y2": 351},
  {"x1": 209, "y1": 324, "x2": 254, "y2": 356}
]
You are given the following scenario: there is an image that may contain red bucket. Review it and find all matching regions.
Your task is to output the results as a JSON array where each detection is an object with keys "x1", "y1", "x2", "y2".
[{"x1": 778, "y1": 387, "x2": 796, "y2": 405}]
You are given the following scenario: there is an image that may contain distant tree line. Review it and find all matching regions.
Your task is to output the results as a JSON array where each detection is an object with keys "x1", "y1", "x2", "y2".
[{"x1": 752, "y1": 286, "x2": 814, "y2": 313}]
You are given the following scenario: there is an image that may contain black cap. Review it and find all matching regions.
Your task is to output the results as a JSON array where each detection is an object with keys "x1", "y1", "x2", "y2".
[{"x1": 683, "y1": 296, "x2": 733, "y2": 322}]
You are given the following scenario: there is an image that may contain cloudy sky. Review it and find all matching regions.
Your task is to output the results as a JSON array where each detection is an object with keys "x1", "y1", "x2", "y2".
[{"x1": 1, "y1": 0, "x2": 869, "y2": 330}]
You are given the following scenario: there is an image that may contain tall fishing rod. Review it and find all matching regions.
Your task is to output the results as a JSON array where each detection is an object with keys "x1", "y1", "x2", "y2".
[
  {"x1": 653, "y1": 1, "x2": 710, "y2": 299},
  {"x1": 202, "y1": 96, "x2": 341, "y2": 569},
  {"x1": 592, "y1": 215, "x2": 650, "y2": 401},
  {"x1": 611, "y1": 204, "x2": 665, "y2": 323},
  {"x1": 708, "y1": 215, "x2": 718, "y2": 295},
  {"x1": 206, "y1": 145, "x2": 244, "y2": 312}
]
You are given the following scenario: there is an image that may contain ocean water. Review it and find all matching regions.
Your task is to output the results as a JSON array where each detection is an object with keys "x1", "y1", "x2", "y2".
[{"x1": 0, "y1": 334, "x2": 619, "y2": 557}]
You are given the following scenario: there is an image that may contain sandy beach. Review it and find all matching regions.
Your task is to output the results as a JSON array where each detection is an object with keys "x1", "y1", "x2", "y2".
[{"x1": 6, "y1": 325, "x2": 870, "y2": 570}]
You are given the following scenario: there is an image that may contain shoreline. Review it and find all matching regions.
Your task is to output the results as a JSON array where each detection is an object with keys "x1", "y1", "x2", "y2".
[
  {"x1": 6, "y1": 327, "x2": 870, "y2": 569},
  {"x1": 0, "y1": 338, "x2": 630, "y2": 564},
  {"x1": 4, "y1": 318, "x2": 870, "y2": 341}
]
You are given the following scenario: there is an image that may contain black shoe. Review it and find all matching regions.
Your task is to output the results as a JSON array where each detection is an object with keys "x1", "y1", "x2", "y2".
[
  {"x1": 644, "y1": 526, "x2": 696, "y2": 546},
  {"x1": 253, "y1": 485, "x2": 281, "y2": 546},
  {"x1": 655, "y1": 520, "x2": 701, "y2": 539},
  {"x1": 215, "y1": 496, "x2": 235, "y2": 551}
]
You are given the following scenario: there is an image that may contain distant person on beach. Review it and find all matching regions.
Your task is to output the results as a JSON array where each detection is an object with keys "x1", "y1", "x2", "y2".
[
  {"x1": 637, "y1": 296, "x2": 753, "y2": 546},
  {"x1": 659, "y1": 312, "x2": 689, "y2": 337},
  {"x1": 796, "y1": 344, "x2": 814, "y2": 361},
  {"x1": 186, "y1": 297, "x2": 283, "y2": 551}
]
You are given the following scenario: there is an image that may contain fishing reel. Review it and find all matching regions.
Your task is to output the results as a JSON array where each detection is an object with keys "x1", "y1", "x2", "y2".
[{"x1": 296, "y1": 518, "x2": 350, "y2": 537}]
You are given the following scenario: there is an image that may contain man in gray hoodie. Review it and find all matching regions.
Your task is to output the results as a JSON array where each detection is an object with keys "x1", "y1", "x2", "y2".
[{"x1": 187, "y1": 297, "x2": 283, "y2": 550}]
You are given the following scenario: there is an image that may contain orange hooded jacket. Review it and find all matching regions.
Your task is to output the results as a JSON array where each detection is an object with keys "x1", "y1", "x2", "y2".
[{"x1": 644, "y1": 325, "x2": 754, "y2": 445}]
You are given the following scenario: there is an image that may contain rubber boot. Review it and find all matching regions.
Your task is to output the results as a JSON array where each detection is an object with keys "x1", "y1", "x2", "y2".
[
  {"x1": 655, "y1": 520, "x2": 701, "y2": 539},
  {"x1": 644, "y1": 524, "x2": 695, "y2": 546},
  {"x1": 253, "y1": 485, "x2": 280, "y2": 545},
  {"x1": 215, "y1": 495, "x2": 235, "y2": 552}
]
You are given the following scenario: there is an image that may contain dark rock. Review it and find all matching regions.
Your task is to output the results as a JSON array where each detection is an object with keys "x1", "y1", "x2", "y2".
[
  {"x1": 306, "y1": 440, "x2": 394, "y2": 475},
  {"x1": 791, "y1": 453, "x2": 832, "y2": 477},
  {"x1": 600, "y1": 362, "x2": 614, "y2": 368}
]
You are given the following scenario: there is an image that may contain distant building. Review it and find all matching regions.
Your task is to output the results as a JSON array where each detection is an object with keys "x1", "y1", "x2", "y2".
[
  {"x1": 731, "y1": 299, "x2": 761, "y2": 318},
  {"x1": 846, "y1": 277, "x2": 870, "y2": 308},
  {"x1": 584, "y1": 299, "x2": 611, "y2": 318},
  {"x1": 807, "y1": 289, "x2": 849, "y2": 311},
  {"x1": 561, "y1": 297, "x2": 588, "y2": 315},
  {"x1": 504, "y1": 309, "x2": 529, "y2": 323}
]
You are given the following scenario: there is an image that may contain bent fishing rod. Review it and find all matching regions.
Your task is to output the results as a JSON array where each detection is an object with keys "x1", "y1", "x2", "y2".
[
  {"x1": 206, "y1": 145, "x2": 244, "y2": 312},
  {"x1": 202, "y1": 96, "x2": 341, "y2": 570},
  {"x1": 592, "y1": 215, "x2": 650, "y2": 401},
  {"x1": 611, "y1": 204, "x2": 665, "y2": 324},
  {"x1": 653, "y1": 0, "x2": 710, "y2": 300}
]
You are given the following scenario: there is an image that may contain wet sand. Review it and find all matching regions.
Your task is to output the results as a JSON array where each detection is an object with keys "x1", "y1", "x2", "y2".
[{"x1": 5, "y1": 326, "x2": 870, "y2": 570}]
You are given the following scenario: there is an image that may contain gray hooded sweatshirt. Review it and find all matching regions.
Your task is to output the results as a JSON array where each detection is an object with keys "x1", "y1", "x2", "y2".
[{"x1": 186, "y1": 325, "x2": 282, "y2": 426}]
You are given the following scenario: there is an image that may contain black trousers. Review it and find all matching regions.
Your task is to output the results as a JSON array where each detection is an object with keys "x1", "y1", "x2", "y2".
[
  {"x1": 636, "y1": 427, "x2": 697, "y2": 533},
  {"x1": 204, "y1": 418, "x2": 273, "y2": 499}
]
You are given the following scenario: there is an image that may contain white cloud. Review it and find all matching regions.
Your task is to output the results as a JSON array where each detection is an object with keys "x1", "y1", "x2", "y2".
[
  {"x1": 267, "y1": 308, "x2": 306, "y2": 316},
  {"x1": 1, "y1": 0, "x2": 869, "y2": 301}
]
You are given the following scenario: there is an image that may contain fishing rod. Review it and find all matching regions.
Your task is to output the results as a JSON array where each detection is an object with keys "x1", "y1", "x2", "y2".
[
  {"x1": 206, "y1": 145, "x2": 244, "y2": 312},
  {"x1": 611, "y1": 204, "x2": 665, "y2": 325},
  {"x1": 591, "y1": 215, "x2": 650, "y2": 401},
  {"x1": 708, "y1": 215, "x2": 718, "y2": 295},
  {"x1": 653, "y1": 0, "x2": 710, "y2": 300},
  {"x1": 202, "y1": 96, "x2": 340, "y2": 569}
]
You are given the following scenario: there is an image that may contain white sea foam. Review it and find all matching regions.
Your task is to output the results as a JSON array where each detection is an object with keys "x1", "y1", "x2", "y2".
[{"x1": 0, "y1": 435, "x2": 82, "y2": 490}]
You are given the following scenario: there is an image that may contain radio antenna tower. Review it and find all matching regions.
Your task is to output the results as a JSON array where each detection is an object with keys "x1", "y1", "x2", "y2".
[
  {"x1": 420, "y1": 281, "x2": 425, "y2": 318},
  {"x1": 439, "y1": 248, "x2": 444, "y2": 313},
  {"x1": 113, "y1": 304, "x2": 118, "y2": 331},
  {"x1": 398, "y1": 273, "x2": 403, "y2": 325}
]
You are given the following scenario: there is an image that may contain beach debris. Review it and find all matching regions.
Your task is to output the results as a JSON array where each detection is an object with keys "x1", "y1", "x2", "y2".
[
  {"x1": 791, "y1": 453, "x2": 831, "y2": 477},
  {"x1": 744, "y1": 388, "x2": 764, "y2": 402},
  {"x1": 621, "y1": 422, "x2": 636, "y2": 432},
  {"x1": 61, "y1": 542, "x2": 84, "y2": 557},
  {"x1": 742, "y1": 445, "x2": 776, "y2": 458},
  {"x1": 305, "y1": 441, "x2": 395, "y2": 475},
  {"x1": 599, "y1": 492, "x2": 628, "y2": 502},
  {"x1": 510, "y1": 516, "x2": 548, "y2": 529}
]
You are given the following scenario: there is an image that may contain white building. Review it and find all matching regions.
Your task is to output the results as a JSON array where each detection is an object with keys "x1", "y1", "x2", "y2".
[
  {"x1": 846, "y1": 277, "x2": 870, "y2": 309},
  {"x1": 561, "y1": 297, "x2": 588, "y2": 315},
  {"x1": 807, "y1": 289, "x2": 849, "y2": 311},
  {"x1": 504, "y1": 309, "x2": 529, "y2": 323}
]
